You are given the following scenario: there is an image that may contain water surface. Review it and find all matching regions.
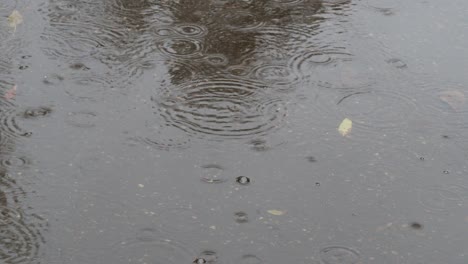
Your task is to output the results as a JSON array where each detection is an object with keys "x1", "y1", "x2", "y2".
[{"x1": 1, "y1": 0, "x2": 468, "y2": 263}]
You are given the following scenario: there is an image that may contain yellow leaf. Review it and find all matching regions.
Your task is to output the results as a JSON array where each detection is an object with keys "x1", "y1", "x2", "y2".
[
  {"x1": 8, "y1": 10, "x2": 23, "y2": 31},
  {"x1": 267, "y1": 209, "x2": 285, "y2": 216},
  {"x1": 338, "y1": 118, "x2": 352, "y2": 136}
]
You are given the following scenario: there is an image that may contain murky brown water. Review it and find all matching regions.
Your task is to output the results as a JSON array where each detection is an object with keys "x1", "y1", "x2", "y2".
[{"x1": 1, "y1": 0, "x2": 468, "y2": 263}]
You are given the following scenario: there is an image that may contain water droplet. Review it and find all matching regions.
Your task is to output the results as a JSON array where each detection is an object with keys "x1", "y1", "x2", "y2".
[
  {"x1": 386, "y1": 58, "x2": 407, "y2": 68},
  {"x1": 23, "y1": 107, "x2": 52, "y2": 118},
  {"x1": 307, "y1": 156, "x2": 317, "y2": 162},
  {"x1": 240, "y1": 254, "x2": 263, "y2": 264},
  {"x1": 65, "y1": 111, "x2": 97, "y2": 128},
  {"x1": 319, "y1": 246, "x2": 361, "y2": 264},
  {"x1": 194, "y1": 258, "x2": 207, "y2": 264},
  {"x1": 157, "y1": 38, "x2": 203, "y2": 58},
  {"x1": 236, "y1": 176, "x2": 251, "y2": 185},
  {"x1": 443, "y1": 170, "x2": 449, "y2": 174},
  {"x1": 234, "y1": 211, "x2": 249, "y2": 223},
  {"x1": 195, "y1": 250, "x2": 218, "y2": 264},
  {"x1": 409, "y1": 222, "x2": 423, "y2": 230},
  {"x1": 200, "y1": 164, "x2": 228, "y2": 184}
]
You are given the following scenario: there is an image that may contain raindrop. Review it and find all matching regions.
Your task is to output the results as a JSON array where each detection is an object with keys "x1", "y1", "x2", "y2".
[
  {"x1": 443, "y1": 170, "x2": 449, "y2": 174},
  {"x1": 319, "y1": 246, "x2": 361, "y2": 264},
  {"x1": 194, "y1": 258, "x2": 207, "y2": 264},
  {"x1": 307, "y1": 156, "x2": 317, "y2": 163},
  {"x1": 22, "y1": 107, "x2": 52, "y2": 119},
  {"x1": 240, "y1": 254, "x2": 263, "y2": 264},
  {"x1": 195, "y1": 250, "x2": 218, "y2": 264},
  {"x1": 236, "y1": 176, "x2": 251, "y2": 185},
  {"x1": 108, "y1": 238, "x2": 195, "y2": 264},
  {"x1": 42, "y1": 74, "x2": 64, "y2": 85},
  {"x1": 419, "y1": 157, "x2": 424, "y2": 161},
  {"x1": 0, "y1": 108, "x2": 33, "y2": 139},
  {"x1": 200, "y1": 164, "x2": 228, "y2": 184},
  {"x1": 0, "y1": 156, "x2": 29, "y2": 169},
  {"x1": 409, "y1": 222, "x2": 423, "y2": 230},
  {"x1": 157, "y1": 38, "x2": 203, "y2": 58},
  {"x1": 248, "y1": 139, "x2": 269, "y2": 152},
  {"x1": 315, "y1": 182, "x2": 321, "y2": 187},
  {"x1": 234, "y1": 211, "x2": 249, "y2": 223},
  {"x1": 65, "y1": 111, "x2": 97, "y2": 128},
  {"x1": 174, "y1": 24, "x2": 207, "y2": 37},
  {"x1": 386, "y1": 58, "x2": 407, "y2": 69},
  {"x1": 69, "y1": 62, "x2": 90, "y2": 70}
]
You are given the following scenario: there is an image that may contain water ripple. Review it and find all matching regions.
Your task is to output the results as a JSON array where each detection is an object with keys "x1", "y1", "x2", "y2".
[
  {"x1": 155, "y1": 78, "x2": 288, "y2": 139},
  {"x1": 129, "y1": 123, "x2": 192, "y2": 151},
  {"x1": 41, "y1": 0, "x2": 165, "y2": 84},
  {"x1": 157, "y1": 38, "x2": 204, "y2": 58},
  {"x1": 0, "y1": 172, "x2": 46, "y2": 264},
  {"x1": 0, "y1": 108, "x2": 33, "y2": 140},
  {"x1": 319, "y1": 246, "x2": 361, "y2": 264},
  {"x1": 108, "y1": 237, "x2": 195, "y2": 264},
  {"x1": 336, "y1": 89, "x2": 417, "y2": 134}
]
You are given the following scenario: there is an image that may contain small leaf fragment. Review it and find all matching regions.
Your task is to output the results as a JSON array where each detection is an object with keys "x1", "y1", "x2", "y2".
[
  {"x1": 8, "y1": 10, "x2": 23, "y2": 30},
  {"x1": 338, "y1": 118, "x2": 352, "y2": 136},
  {"x1": 267, "y1": 209, "x2": 285, "y2": 216},
  {"x1": 4, "y1": 85, "x2": 17, "y2": 100}
]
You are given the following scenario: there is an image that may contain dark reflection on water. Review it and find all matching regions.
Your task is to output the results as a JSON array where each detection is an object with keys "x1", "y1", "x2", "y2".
[{"x1": 41, "y1": 0, "x2": 351, "y2": 142}]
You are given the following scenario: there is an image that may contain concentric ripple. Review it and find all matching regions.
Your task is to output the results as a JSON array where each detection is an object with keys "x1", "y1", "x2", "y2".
[
  {"x1": 130, "y1": 123, "x2": 191, "y2": 151},
  {"x1": 174, "y1": 24, "x2": 208, "y2": 38},
  {"x1": 219, "y1": 11, "x2": 265, "y2": 30},
  {"x1": 0, "y1": 213, "x2": 42, "y2": 264},
  {"x1": 108, "y1": 238, "x2": 195, "y2": 264},
  {"x1": 0, "y1": 108, "x2": 33, "y2": 140},
  {"x1": 336, "y1": 89, "x2": 417, "y2": 133},
  {"x1": 319, "y1": 246, "x2": 361, "y2": 264},
  {"x1": 0, "y1": 172, "x2": 44, "y2": 264},
  {"x1": 252, "y1": 65, "x2": 300, "y2": 90},
  {"x1": 157, "y1": 38, "x2": 204, "y2": 58},
  {"x1": 200, "y1": 164, "x2": 228, "y2": 184},
  {"x1": 155, "y1": 79, "x2": 288, "y2": 139},
  {"x1": 65, "y1": 73, "x2": 115, "y2": 101},
  {"x1": 0, "y1": 155, "x2": 30, "y2": 170},
  {"x1": 289, "y1": 50, "x2": 351, "y2": 80},
  {"x1": 65, "y1": 111, "x2": 98, "y2": 128}
]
